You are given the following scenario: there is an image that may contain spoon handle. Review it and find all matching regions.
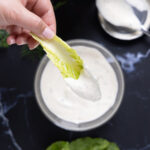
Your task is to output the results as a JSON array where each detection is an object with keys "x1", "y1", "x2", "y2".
[{"x1": 141, "y1": 26, "x2": 150, "y2": 37}]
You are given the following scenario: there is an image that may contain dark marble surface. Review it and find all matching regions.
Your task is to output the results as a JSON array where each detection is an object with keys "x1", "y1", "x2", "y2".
[{"x1": 0, "y1": 0, "x2": 150, "y2": 150}]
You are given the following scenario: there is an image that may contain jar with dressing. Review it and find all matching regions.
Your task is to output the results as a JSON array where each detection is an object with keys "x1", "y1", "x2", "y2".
[{"x1": 96, "y1": 0, "x2": 150, "y2": 40}]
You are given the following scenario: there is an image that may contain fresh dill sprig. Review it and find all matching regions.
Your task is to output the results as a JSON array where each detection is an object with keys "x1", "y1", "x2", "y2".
[
  {"x1": 21, "y1": 45, "x2": 45, "y2": 60},
  {"x1": 0, "y1": 30, "x2": 9, "y2": 48}
]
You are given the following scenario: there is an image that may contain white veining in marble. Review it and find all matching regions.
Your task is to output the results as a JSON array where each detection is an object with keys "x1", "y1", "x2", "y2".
[
  {"x1": 0, "y1": 96, "x2": 22, "y2": 150},
  {"x1": 116, "y1": 49, "x2": 150, "y2": 73},
  {"x1": 0, "y1": 88, "x2": 150, "y2": 150},
  {"x1": 0, "y1": 88, "x2": 33, "y2": 150}
]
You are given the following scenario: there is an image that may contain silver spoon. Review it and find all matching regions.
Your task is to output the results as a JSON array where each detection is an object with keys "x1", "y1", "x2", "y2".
[
  {"x1": 126, "y1": 0, "x2": 150, "y2": 36},
  {"x1": 65, "y1": 68, "x2": 101, "y2": 102}
]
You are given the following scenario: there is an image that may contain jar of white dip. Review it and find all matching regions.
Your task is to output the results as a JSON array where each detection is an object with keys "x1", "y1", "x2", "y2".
[
  {"x1": 96, "y1": 0, "x2": 150, "y2": 40},
  {"x1": 34, "y1": 39, "x2": 124, "y2": 131}
]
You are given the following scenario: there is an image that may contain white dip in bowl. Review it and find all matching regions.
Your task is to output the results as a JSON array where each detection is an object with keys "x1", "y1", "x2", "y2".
[{"x1": 34, "y1": 39, "x2": 124, "y2": 131}]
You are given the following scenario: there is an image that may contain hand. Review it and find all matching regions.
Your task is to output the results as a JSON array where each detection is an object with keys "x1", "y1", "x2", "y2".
[{"x1": 0, "y1": 0, "x2": 56, "y2": 50}]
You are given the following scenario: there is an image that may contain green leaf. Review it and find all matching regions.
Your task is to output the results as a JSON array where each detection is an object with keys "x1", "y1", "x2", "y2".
[
  {"x1": 46, "y1": 141, "x2": 70, "y2": 150},
  {"x1": 31, "y1": 34, "x2": 83, "y2": 79},
  {"x1": 0, "y1": 30, "x2": 8, "y2": 48},
  {"x1": 21, "y1": 45, "x2": 45, "y2": 60},
  {"x1": 107, "y1": 142, "x2": 120, "y2": 150},
  {"x1": 70, "y1": 137, "x2": 93, "y2": 150},
  {"x1": 70, "y1": 137, "x2": 110, "y2": 150},
  {"x1": 46, "y1": 138, "x2": 120, "y2": 150},
  {"x1": 90, "y1": 138, "x2": 110, "y2": 150}
]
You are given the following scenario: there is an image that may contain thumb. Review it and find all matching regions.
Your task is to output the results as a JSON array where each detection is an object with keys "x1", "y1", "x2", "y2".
[{"x1": 15, "y1": 6, "x2": 54, "y2": 39}]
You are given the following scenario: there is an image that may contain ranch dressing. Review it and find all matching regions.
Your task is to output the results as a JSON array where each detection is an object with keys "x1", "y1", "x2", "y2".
[{"x1": 40, "y1": 46, "x2": 118, "y2": 124}]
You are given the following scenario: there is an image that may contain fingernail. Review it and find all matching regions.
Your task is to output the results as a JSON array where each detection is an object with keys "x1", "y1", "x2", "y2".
[
  {"x1": 42, "y1": 27, "x2": 54, "y2": 39},
  {"x1": 17, "y1": 41, "x2": 26, "y2": 46},
  {"x1": 29, "y1": 46, "x2": 34, "y2": 50},
  {"x1": 17, "y1": 42, "x2": 25, "y2": 46},
  {"x1": 29, "y1": 46, "x2": 37, "y2": 50},
  {"x1": 29, "y1": 43, "x2": 39, "y2": 50},
  {"x1": 9, "y1": 39, "x2": 15, "y2": 45}
]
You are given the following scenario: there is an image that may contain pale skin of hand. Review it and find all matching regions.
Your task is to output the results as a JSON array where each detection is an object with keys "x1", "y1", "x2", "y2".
[{"x1": 0, "y1": 0, "x2": 56, "y2": 50}]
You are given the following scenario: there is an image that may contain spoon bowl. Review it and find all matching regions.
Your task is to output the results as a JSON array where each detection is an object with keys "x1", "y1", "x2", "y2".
[
  {"x1": 65, "y1": 68, "x2": 101, "y2": 101},
  {"x1": 126, "y1": 0, "x2": 150, "y2": 37}
]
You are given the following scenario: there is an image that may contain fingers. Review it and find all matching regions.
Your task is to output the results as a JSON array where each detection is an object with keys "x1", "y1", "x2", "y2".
[
  {"x1": 0, "y1": 26, "x2": 6, "y2": 30},
  {"x1": 6, "y1": 25, "x2": 29, "y2": 46},
  {"x1": 7, "y1": 33, "x2": 38, "y2": 50},
  {"x1": 26, "y1": 0, "x2": 37, "y2": 10},
  {"x1": 27, "y1": 37, "x2": 39, "y2": 50},
  {"x1": 32, "y1": 0, "x2": 52, "y2": 16},
  {"x1": 42, "y1": 9, "x2": 56, "y2": 33},
  {"x1": 15, "y1": 5, "x2": 54, "y2": 39},
  {"x1": 7, "y1": 35, "x2": 16, "y2": 45},
  {"x1": 1, "y1": 0, "x2": 56, "y2": 50},
  {"x1": 16, "y1": 33, "x2": 29, "y2": 45},
  {"x1": 6, "y1": 25, "x2": 22, "y2": 34},
  {"x1": 5, "y1": 24, "x2": 38, "y2": 49},
  {"x1": 33, "y1": 0, "x2": 56, "y2": 33}
]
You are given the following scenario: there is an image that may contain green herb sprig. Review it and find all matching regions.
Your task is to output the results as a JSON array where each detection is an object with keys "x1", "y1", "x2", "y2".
[{"x1": 0, "y1": 30, "x2": 9, "y2": 48}]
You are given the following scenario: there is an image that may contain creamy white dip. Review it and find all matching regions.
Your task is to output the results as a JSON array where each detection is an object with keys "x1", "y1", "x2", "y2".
[{"x1": 40, "y1": 46, "x2": 118, "y2": 124}]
